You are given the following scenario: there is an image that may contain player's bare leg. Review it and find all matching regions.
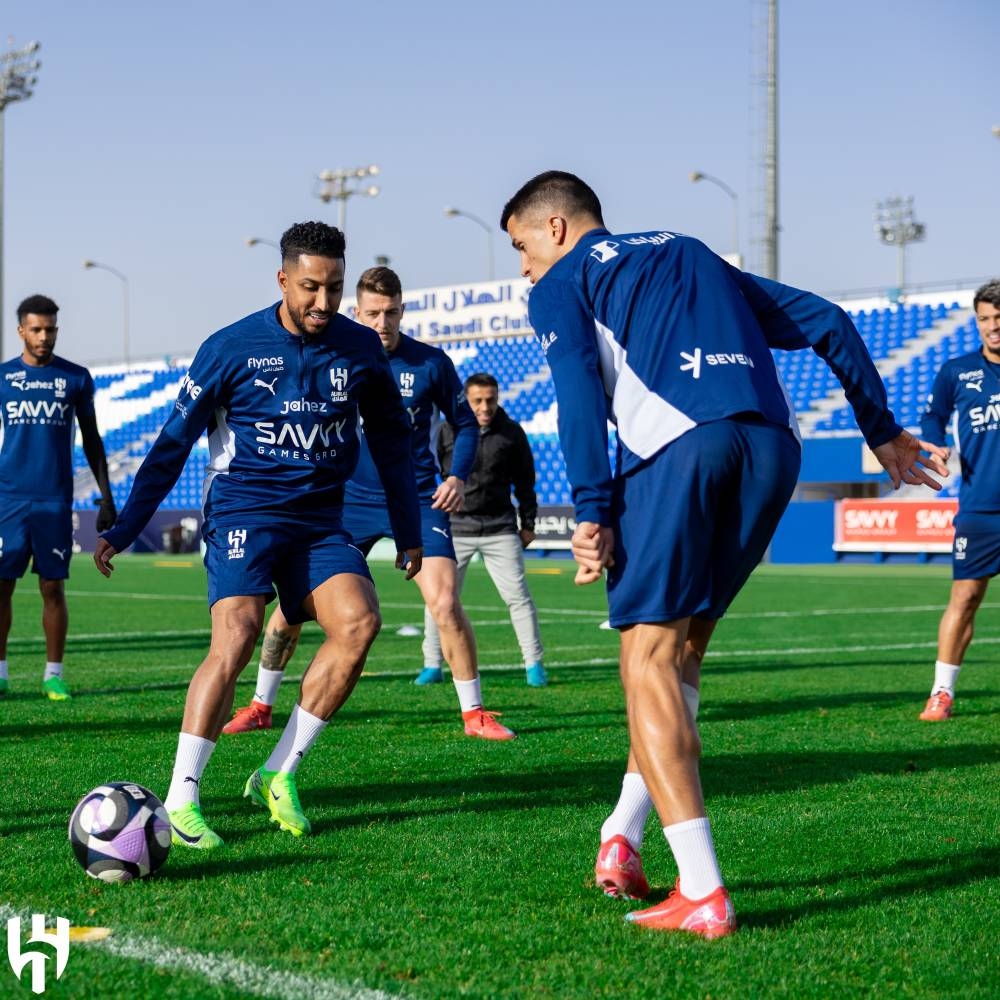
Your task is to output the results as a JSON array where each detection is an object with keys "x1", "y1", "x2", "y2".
[
  {"x1": 165, "y1": 594, "x2": 266, "y2": 848},
  {"x1": 921, "y1": 577, "x2": 989, "y2": 720},
  {"x1": 415, "y1": 554, "x2": 514, "y2": 739},
  {"x1": 244, "y1": 573, "x2": 380, "y2": 836},
  {"x1": 617, "y1": 619, "x2": 735, "y2": 935},
  {"x1": 223, "y1": 604, "x2": 302, "y2": 734},
  {"x1": 39, "y1": 577, "x2": 70, "y2": 699},
  {"x1": 0, "y1": 579, "x2": 14, "y2": 697}
]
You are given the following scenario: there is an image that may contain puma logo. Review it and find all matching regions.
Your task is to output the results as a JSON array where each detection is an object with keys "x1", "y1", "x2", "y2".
[
  {"x1": 431, "y1": 526, "x2": 449, "y2": 539},
  {"x1": 51, "y1": 547, "x2": 67, "y2": 560},
  {"x1": 254, "y1": 376, "x2": 278, "y2": 395}
]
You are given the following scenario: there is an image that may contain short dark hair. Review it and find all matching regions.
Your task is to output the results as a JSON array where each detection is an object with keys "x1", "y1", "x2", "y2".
[
  {"x1": 279, "y1": 221, "x2": 346, "y2": 266},
  {"x1": 356, "y1": 265, "x2": 403, "y2": 299},
  {"x1": 973, "y1": 280, "x2": 1000, "y2": 311},
  {"x1": 464, "y1": 372, "x2": 499, "y2": 392},
  {"x1": 500, "y1": 170, "x2": 604, "y2": 230},
  {"x1": 17, "y1": 294, "x2": 59, "y2": 323}
]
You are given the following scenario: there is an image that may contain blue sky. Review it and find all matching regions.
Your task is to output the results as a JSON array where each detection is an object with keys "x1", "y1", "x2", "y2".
[{"x1": 3, "y1": 0, "x2": 998, "y2": 364}]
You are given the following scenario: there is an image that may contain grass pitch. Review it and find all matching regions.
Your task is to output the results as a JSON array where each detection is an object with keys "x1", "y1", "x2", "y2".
[{"x1": 2, "y1": 556, "x2": 998, "y2": 998}]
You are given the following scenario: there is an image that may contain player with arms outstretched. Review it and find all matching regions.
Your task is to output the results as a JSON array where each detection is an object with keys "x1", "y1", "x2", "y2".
[{"x1": 501, "y1": 170, "x2": 947, "y2": 937}]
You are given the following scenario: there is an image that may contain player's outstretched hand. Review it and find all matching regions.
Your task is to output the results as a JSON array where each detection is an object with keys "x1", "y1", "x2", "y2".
[
  {"x1": 93, "y1": 537, "x2": 118, "y2": 578},
  {"x1": 572, "y1": 521, "x2": 614, "y2": 586},
  {"x1": 431, "y1": 476, "x2": 465, "y2": 513},
  {"x1": 872, "y1": 430, "x2": 950, "y2": 491},
  {"x1": 397, "y1": 547, "x2": 423, "y2": 580}
]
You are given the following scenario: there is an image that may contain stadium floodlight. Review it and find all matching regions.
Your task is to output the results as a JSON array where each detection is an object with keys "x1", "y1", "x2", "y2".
[
  {"x1": 313, "y1": 164, "x2": 380, "y2": 233},
  {"x1": 0, "y1": 39, "x2": 42, "y2": 357},
  {"x1": 245, "y1": 236, "x2": 279, "y2": 250},
  {"x1": 689, "y1": 171, "x2": 741, "y2": 266},
  {"x1": 874, "y1": 196, "x2": 926, "y2": 303},
  {"x1": 444, "y1": 207, "x2": 495, "y2": 281},
  {"x1": 83, "y1": 259, "x2": 130, "y2": 369}
]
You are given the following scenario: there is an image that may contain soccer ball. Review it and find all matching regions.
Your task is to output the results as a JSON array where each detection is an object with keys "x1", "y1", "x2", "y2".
[{"x1": 68, "y1": 782, "x2": 171, "y2": 882}]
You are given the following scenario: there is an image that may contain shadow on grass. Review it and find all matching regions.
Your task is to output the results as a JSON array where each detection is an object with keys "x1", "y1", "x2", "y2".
[{"x1": 735, "y1": 843, "x2": 1000, "y2": 930}]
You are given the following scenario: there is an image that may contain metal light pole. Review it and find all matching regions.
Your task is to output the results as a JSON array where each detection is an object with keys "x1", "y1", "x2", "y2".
[
  {"x1": 0, "y1": 40, "x2": 42, "y2": 357},
  {"x1": 314, "y1": 164, "x2": 380, "y2": 233},
  {"x1": 874, "y1": 197, "x2": 926, "y2": 302},
  {"x1": 689, "y1": 172, "x2": 740, "y2": 265},
  {"x1": 83, "y1": 260, "x2": 130, "y2": 368},
  {"x1": 444, "y1": 206, "x2": 495, "y2": 281},
  {"x1": 245, "y1": 236, "x2": 279, "y2": 251}
]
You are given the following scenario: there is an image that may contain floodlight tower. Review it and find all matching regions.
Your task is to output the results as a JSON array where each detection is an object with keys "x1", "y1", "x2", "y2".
[
  {"x1": 874, "y1": 196, "x2": 926, "y2": 302},
  {"x1": 0, "y1": 40, "x2": 42, "y2": 354},
  {"x1": 314, "y1": 164, "x2": 380, "y2": 233}
]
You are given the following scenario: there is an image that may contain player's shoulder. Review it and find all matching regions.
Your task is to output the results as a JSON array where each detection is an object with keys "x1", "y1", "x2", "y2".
[
  {"x1": 330, "y1": 313, "x2": 384, "y2": 354},
  {"x1": 942, "y1": 351, "x2": 985, "y2": 377}
]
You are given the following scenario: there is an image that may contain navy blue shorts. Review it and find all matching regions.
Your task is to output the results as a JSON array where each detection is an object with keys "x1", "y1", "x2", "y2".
[
  {"x1": 606, "y1": 417, "x2": 800, "y2": 627},
  {"x1": 951, "y1": 511, "x2": 1000, "y2": 580},
  {"x1": 203, "y1": 518, "x2": 371, "y2": 625},
  {"x1": 343, "y1": 496, "x2": 455, "y2": 559},
  {"x1": 0, "y1": 497, "x2": 74, "y2": 580}
]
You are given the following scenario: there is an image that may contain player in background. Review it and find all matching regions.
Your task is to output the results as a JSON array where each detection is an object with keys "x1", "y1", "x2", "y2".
[
  {"x1": 94, "y1": 223, "x2": 422, "y2": 849},
  {"x1": 224, "y1": 266, "x2": 515, "y2": 740},
  {"x1": 501, "y1": 171, "x2": 947, "y2": 937},
  {"x1": 917, "y1": 280, "x2": 1000, "y2": 721},
  {"x1": 421, "y1": 371, "x2": 546, "y2": 687},
  {"x1": 0, "y1": 295, "x2": 116, "y2": 701}
]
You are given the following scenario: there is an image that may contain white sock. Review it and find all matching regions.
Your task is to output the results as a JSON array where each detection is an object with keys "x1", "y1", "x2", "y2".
[
  {"x1": 0, "y1": 660, "x2": 8, "y2": 681},
  {"x1": 164, "y1": 733, "x2": 216, "y2": 811},
  {"x1": 265, "y1": 704, "x2": 327, "y2": 774},
  {"x1": 664, "y1": 816, "x2": 724, "y2": 900},
  {"x1": 43, "y1": 661, "x2": 63, "y2": 682},
  {"x1": 932, "y1": 660, "x2": 961, "y2": 696},
  {"x1": 601, "y1": 772, "x2": 654, "y2": 849},
  {"x1": 253, "y1": 666, "x2": 284, "y2": 707},
  {"x1": 454, "y1": 677, "x2": 483, "y2": 713}
]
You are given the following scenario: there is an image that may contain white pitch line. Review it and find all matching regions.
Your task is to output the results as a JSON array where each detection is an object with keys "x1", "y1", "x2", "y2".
[{"x1": 0, "y1": 905, "x2": 403, "y2": 1000}]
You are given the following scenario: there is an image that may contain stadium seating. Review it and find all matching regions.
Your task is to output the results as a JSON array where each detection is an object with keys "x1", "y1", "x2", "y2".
[{"x1": 77, "y1": 297, "x2": 975, "y2": 514}]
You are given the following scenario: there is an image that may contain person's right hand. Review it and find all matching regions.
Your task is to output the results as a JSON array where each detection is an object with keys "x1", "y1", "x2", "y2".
[{"x1": 93, "y1": 537, "x2": 118, "y2": 578}]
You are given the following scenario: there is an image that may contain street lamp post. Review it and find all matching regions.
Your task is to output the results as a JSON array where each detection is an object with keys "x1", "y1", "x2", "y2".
[
  {"x1": 314, "y1": 165, "x2": 380, "y2": 233},
  {"x1": 444, "y1": 207, "x2": 495, "y2": 281},
  {"x1": 874, "y1": 196, "x2": 926, "y2": 302},
  {"x1": 245, "y1": 237, "x2": 279, "y2": 251},
  {"x1": 689, "y1": 171, "x2": 740, "y2": 265},
  {"x1": 83, "y1": 260, "x2": 130, "y2": 368},
  {"x1": 0, "y1": 40, "x2": 41, "y2": 356}
]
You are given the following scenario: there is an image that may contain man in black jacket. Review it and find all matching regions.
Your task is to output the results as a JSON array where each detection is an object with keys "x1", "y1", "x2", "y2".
[{"x1": 420, "y1": 372, "x2": 547, "y2": 687}]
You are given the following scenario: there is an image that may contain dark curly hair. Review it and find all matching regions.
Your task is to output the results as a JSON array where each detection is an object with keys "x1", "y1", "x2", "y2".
[
  {"x1": 17, "y1": 294, "x2": 59, "y2": 323},
  {"x1": 279, "y1": 221, "x2": 346, "y2": 266},
  {"x1": 973, "y1": 280, "x2": 1000, "y2": 311}
]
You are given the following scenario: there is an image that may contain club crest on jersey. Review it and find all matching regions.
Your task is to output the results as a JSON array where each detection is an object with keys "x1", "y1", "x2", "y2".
[
  {"x1": 54, "y1": 377, "x2": 67, "y2": 399},
  {"x1": 589, "y1": 240, "x2": 619, "y2": 263},
  {"x1": 329, "y1": 367, "x2": 349, "y2": 402},
  {"x1": 399, "y1": 371, "x2": 415, "y2": 398}
]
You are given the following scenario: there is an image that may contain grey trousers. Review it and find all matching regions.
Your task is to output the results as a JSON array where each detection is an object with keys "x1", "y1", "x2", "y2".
[{"x1": 422, "y1": 531, "x2": 543, "y2": 667}]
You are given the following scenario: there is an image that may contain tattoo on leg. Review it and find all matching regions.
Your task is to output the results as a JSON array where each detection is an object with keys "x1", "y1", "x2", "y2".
[{"x1": 261, "y1": 631, "x2": 298, "y2": 670}]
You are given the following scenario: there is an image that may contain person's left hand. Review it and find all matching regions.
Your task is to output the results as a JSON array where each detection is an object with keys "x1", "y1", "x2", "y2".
[
  {"x1": 431, "y1": 476, "x2": 465, "y2": 512},
  {"x1": 519, "y1": 528, "x2": 535, "y2": 549},
  {"x1": 396, "y1": 547, "x2": 424, "y2": 580},
  {"x1": 872, "y1": 431, "x2": 950, "y2": 490},
  {"x1": 571, "y1": 521, "x2": 614, "y2": 585},
  {"x1": 96, "y1": 499, "x2": 117, "y2": 532}
]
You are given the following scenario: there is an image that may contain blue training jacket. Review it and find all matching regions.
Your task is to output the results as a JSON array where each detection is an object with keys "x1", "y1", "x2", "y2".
[
  {"x1": 527, "y1": 228, "x2": 902, "y2": 526},
  {"x1": 346, "y1": 334, "x2": 478, "y2": 502},
  {"x1": 921, "y1": 350, "x2": 1000, "y2": 514},
  {"x1": 103, "y1": 304, "x2": 422, "y2": 552}
]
